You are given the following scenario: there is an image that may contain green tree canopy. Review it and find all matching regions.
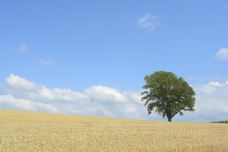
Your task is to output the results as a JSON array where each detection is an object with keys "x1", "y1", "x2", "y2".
[{"x1": 141, "y1": 71, "x2": 195, "y2": 122}]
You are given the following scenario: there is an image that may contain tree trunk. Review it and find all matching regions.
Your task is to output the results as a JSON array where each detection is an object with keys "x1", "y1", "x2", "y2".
[{"x1": 168, "y1": 117, "x2": 172, "y2": 122}]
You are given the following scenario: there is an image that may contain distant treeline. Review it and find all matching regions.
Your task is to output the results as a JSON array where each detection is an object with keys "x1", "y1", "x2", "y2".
[{"x1": 210, "y1": 120, "x2": 228, "y2": 123}]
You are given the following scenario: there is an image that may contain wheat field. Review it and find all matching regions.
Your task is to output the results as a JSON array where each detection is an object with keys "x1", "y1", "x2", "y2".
[{"x1": 0, "y1": 110, "x2": 228, "y2": 152}]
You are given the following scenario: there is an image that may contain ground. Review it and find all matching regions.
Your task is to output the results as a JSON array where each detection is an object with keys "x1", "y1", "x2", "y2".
[{"x1": 0, "y1": 110, "x2": 228, "y2": 152}]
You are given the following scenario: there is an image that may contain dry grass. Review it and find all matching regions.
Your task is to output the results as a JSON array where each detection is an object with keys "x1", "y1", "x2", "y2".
[{"x1": 0, "y1": 110, "x2": 228, "y2": 152}]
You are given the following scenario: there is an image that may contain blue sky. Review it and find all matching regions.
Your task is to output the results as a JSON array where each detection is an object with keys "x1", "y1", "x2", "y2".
[{"x1": 0, "y1": 0, "x2": 228, "y2": 121}]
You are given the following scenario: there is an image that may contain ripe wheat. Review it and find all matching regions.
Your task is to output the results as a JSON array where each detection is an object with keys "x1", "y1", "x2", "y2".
[{"x1": 0, "y1": 110, "x2": 227, "y2": 152}]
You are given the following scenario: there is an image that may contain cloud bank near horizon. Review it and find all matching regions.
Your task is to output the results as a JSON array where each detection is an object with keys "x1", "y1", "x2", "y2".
[
  {"x1": 0, "y1": 74, "x2": 228, "y2": 121},
  {"x1": 1, "y1": 74, "x2": 147, "y2": 119}
]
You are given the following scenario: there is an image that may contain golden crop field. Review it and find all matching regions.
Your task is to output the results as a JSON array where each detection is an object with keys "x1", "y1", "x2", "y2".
[{"x1": 0, "y1": 110, "x2": 228, "y2": 152}]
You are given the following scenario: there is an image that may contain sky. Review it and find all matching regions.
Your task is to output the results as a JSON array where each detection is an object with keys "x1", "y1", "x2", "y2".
[{"x1": 0, "y1": 0, "x2": 228, "y2": 122}]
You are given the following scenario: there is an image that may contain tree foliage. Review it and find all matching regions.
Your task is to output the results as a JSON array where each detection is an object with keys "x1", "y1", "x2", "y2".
[{"x1": 141, "y1": 71, "x2": 195, "y2": 122}]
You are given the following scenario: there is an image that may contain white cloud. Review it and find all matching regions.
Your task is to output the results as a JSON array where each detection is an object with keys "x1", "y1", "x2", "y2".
[
  {"x1": 189, "y1": 81, "x2": 228, "y2": 121},
  {"x1": 0, "y1": 74, "x2": 147, "y2": 119},
  {"x1": 6, "y1": 74, "x2": 38, "y2": 90},
  {"x1": 0, "y1": 95, "x2": 58, "y2": 112},
  {"x1": 18, "y1": 42, "x2": 28, "y2": 53},
  {"x1": 125, "y1": 106, "x2": 137, "y2": 113},
  {"x1": 137, "y1": 14, "x2": 159, "y2": 30},
  {"x1": 31, "y1": 87, "x2": 87, "y2": 103},
  {"x1": 40, "y1": 57, "x2": 54, "y2": 65},
  {"x1": 216, "y1": 48, "x2": 228, "y2": 60},
  {"x1": 208, "y1": 81, "x2": 222, "y2": 87},
  {"x1": 1, "y1": 74, "x2": 228, "y2": 122},
  {"x1": 198, "y1": 81, "x2": 227, "y2": 95},
  {"x1": 85, "y1": 85, "x2": 127, "y2": 103}
]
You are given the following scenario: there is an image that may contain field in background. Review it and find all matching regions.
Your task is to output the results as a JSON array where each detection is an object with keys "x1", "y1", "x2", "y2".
[{"x1": 0, "y1": 110, "x2": 228, "y2": 152}]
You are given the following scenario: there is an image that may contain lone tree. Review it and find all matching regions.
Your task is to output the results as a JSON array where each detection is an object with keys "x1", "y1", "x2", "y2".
[{"x1": 141, "y1": 71, "x2": 195, "y2": 122}]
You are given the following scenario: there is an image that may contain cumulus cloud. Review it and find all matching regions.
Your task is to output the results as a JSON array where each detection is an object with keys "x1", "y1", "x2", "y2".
[
  {"x1": 6, "y1": 74, "x2": 38, "y2": 90},
  {"x1": 0, "y1": 74, "x2": 147, "y2": 119},
  {"x1": 188, "y1": 81, "x2": 228, "y2": 121},
  {"x1": 31, "y1": 87, "x2": 88, "y2": 103},
  {"x1": 137, "y1": 14, "x2": 159, "y2": 30},
  {"x1": 216, "y1": 48, "x2": 228, "y2": 60},
  {"x1": 85, "y1": 86, "x2": 127, "y2": 103},
  {"x1": 18, "y1": 42, "x2": 28, "y2": 53},
  {"x1": 1, "y1": 74, "x2": 228, "y2": 121},
  {"x1": 0, "y1": 95, "x2": 58, "y2": 112}
]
